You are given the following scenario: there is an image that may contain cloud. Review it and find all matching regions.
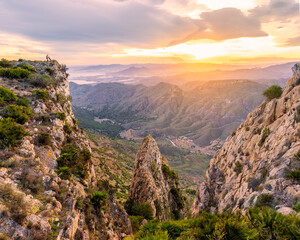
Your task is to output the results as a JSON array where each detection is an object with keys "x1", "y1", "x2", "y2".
[
  {"x1": 0, "y1": 0, "x2": 267, "y2": 49},
  {"x1": 250, "y1": 0, "x2": 298, "y2": 21},
  {"x1": 283, "y1": 36, "x2": 300, "y2": 47},
  {"x1": 0, "y1": 0, "x2": 197, "y2": 48},
  {"x1": 169, "y1": 8, "x2": 267, "y2": 45}
]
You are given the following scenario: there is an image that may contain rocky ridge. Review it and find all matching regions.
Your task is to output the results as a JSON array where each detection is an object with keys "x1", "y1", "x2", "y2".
[
  {"x1": 127, "y1": 135, "x2": 185, "y2": 221},
  {"x1": 0, "y1": 60, "x2": 131, "y2": 239},
  {"x1": 192, "y1": 63, "x2": 300, "y2": 215}
]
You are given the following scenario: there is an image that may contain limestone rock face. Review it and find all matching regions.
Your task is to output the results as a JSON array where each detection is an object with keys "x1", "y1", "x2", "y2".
[
  {"x1": 192, "y1": 63, "x2": 300, "y2": 215},
  {"x1": 0, "y1": 60, "x2": 131, "y2": 239},
  {"x1": 128, "y1": 135, "x2": 185, "y2": 220}
]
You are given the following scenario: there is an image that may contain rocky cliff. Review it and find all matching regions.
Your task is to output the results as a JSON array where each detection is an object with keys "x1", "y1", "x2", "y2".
[
  {"x1": 0, "y1": 60, "x2": 131, "y2": 239},
  {"x1": 192, "y1": 63, "x2": 300, "y2": 215},
  {"x1": 127, "y1": 135, "x2": 185, "y2": 220}
]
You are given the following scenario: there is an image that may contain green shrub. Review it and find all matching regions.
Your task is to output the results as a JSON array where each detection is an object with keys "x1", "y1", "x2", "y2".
[
  {"x1": 16, "y1": 96, "x2": 30, "y2": 107},
  {"x1": 292, "y1": 202, "x2": 300, "y2": 213},
  {"x1": 0, "y1": 118, "x2": 27, "y2": 148},
  {"x1": 160, "y1": 221, "x2": 185, "y2": 239},
  {"x1": 45, "y1": 67, "x2": 55, "y2": 76},
  {"x1": 27, "y1": 73, "x2": 53, "y2": 88},
  {"x1": 258, "y1": 128, "x2": 269, "y2": 147},
  {"x1": 285, "y1": 169, "x2": 300, "y2": 181},
  {"x1": 234, "y1": 161, "x2": 243, "y2": 174},
  {"x1": 0, "y1": 97, "x2": 4, "y2": 106},
  {"x1": 132, "y1": 202, "x2": 153, "y2": 220},
  {"x1": 91, "y1": 191, "x2": 107, "y2": 205},
  {"x1": 185, "y1": 189, "x2": 196, "y2": 196},
  {"x1": 56, "y1": 144, "x2": 91, "y2": 179},
  {"x1": 245, "y1": 126, "x2": 250, "y2": 131},
  {"x1": 32, "y1": 89, "x2": 49, "y2": 101},
  {"x1": 37, "y1": 132, "x2": 51, "y2": 146},
  {"x1": 0, "y1": 58, "x2": 11, "y2": 68},
  {"x1": 263, "y1": 85, "x2": 282, "y2": 101},
  {"x1": 170, "y1": 187, "x2": 185, "y2": 210},
  {"x1": 255, "y1": 194, "x2": 273, "y2": 207},
  {"x1": 55, "y1": 112, "x2": 66, "y2": 121},
  {"x1": 162, "y1": 164, "x2": 177, "y2": 180},
  {"x1": 57, "y1": 167, "x2": 72, "y2": 180},
  {"x1": 0, "y1": 86, "x2": 17, "y2": 102},
  {"x1": 3, "y1": 104, "x2": 33, "y2": 124},
  {"x1": 20, "y1": 64, "x2": 36, "y2": 72},
  {"x1": 0, "y1": 67, "x2": 31, "y2": 79},
  {"x1": 63, "y1": 124, "x2": 72, "y2": 134},
  {"x1": 129, "y1": 216, "x2": 144, "y2": 233}
]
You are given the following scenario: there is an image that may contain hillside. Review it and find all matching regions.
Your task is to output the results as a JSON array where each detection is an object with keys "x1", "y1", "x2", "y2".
[
  {"x1": 192, "y1": 63, "x2": 300, "y2": 215},
  {"x1": 0, "y1": 60, "x2": 132, "y2": 239},
  {"x1": 70, "y1": 79, "x2": 266, "y2": 147}
]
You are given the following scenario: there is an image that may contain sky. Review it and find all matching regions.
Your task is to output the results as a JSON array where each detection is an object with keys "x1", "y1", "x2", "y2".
[{"x1": 0, "y1": 0, "x2": 299, "y2": 65}]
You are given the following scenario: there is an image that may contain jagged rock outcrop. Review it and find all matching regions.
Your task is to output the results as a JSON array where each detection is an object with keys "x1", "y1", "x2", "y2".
[
  {"x1": 0, "y1": 60, "x2": 131, "y2": 239},
  {"x1": 128, "y1": 135, "x2": 185, "y2": 220},
  {"x1": 192, "y1": 63, "x2": 300, "y2": 215}
]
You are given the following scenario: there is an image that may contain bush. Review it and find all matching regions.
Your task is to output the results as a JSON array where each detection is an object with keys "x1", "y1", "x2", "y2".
[
  {"x1": 63, "y1": 124, "x2": 72, "y2": 134},
  {"x1": 292, "y1": 202, "x2": 300, "y2": 213},
  {"x1": 0, "y1": 67, "x2": 31, "y2": 79},
  {"x1": 285, "y1": 169, "x2": 300, "y2": 181},
  {"x1": 3, "y1": 104, "x2": 33, "y2": 124},
  {"x1": 0, "y1": 58, "x2": 11, "y2": 68},
  {"x1": 37, "y1": 132, "x2": 51, "y2": 146},
  {"x1": 20, "y1": 64, "x2": 36, "y2": 72},
  {"x1": 57, "y1": 167, "x2": 72, "y2": 180},
  {"x1": 56, "y1": 144, "x2": 91, "y2": 179},
  {"x1": 0, "y1": 118, "x2": 27, "y2": 148},
  {"x1": 27, "y1": 74, "x2": 53, "y2": 88},
  {"x1": 170, "y1": 187, "x2": 185, "y2": 210},
  {"x1": 32, "y1": 89, "x2": 49, "y2": 101},
  {"x1": 255, "y1": 194, "x2": 273, "y2": 207},
  {"x1": 162, "y1": 164, "x2": 177, "y2": 180},
  {"x1": 258, "y1": 128, "x2": 269, "y2": 147},
  {"x1": 91, "y1": 191, "x2": 107, "y2": 206},
  {"x1": 0, "y1": 86, "x2": 17, "y2": 102},
  {"x1": 129, "y1": 216, "x2": 144, "y2": 233},
  {"x1": 263, "y1": 85, "x2": 282, "y2": 101},
  {"x1": 16, "y1": 96, "x2": 30, "y2": 107},
  {"x1": 234, "y1": 161, "x2": 243, "y2": 174},
  {"x1": 45, "y1": 67, "x2": 54, "y2": 76},
  {"x1": 55, "y1": 112, "x2": 66, "y2": 121},
  {"x1": 132, "y1": 202, "x2": 154, "y2": 220}
]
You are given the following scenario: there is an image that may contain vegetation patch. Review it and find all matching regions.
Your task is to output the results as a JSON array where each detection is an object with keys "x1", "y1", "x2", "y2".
[
  {"x1": 285, "y1": 169, "x2": 300, "y2": 181},
  {"x1": 27, "y1": 73, "x2": 53, "y2": 88},
  {"x1": 0, "y1": 67, "x2": 31, "y2": 79},
  {"x1": 162, "y1": 164, "x2": 177, "y2": 180},
  {"x1": 258, "y1": 128, "x2": 269, "y2": 147},
  {"x1": 91, "y1": 191, "x2": 107, "y2": 206},
  {"x1": 255, "y1": 194, "x2": 273, "y2": 207},
  {"x1": 3, "y1": 104, "x2": 33, "y2": 124},
  {"x1": 37, "y1": 132, "x2": 51, "y2": 146},
  {"x1": 0, "y1": 86, "x2": 17, "y2": 102},
  {"x1": 56, "y1": 144, "x2": 91, "y2": 179},
  {"x1": 32, "y1": 89, "x2": 49, "y2": 102},
  {"x1": 263, "y1": 85, "x2": 282, "y2": 101},
  {"x1": 20, "y1": 64, "x2": 36, "y2": 72},
  {"x1": 16, "y1": 96, "x2": 30, "y2": 107},
  {"x1": 0, "y1": 118, "x2": 27, "y2": 148},
  {"x1": 55, "y1": 112, "x2": 66, "y2": 121},
  {"x1": 57, "y1": 167, "x2": 72, "y2": 180},
  {"x1": 127, "y1": 207, "x2": 300, "y2": 240},
  {"x1": 234, "y1": 161, "x2": 243, "y2": 174}
]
